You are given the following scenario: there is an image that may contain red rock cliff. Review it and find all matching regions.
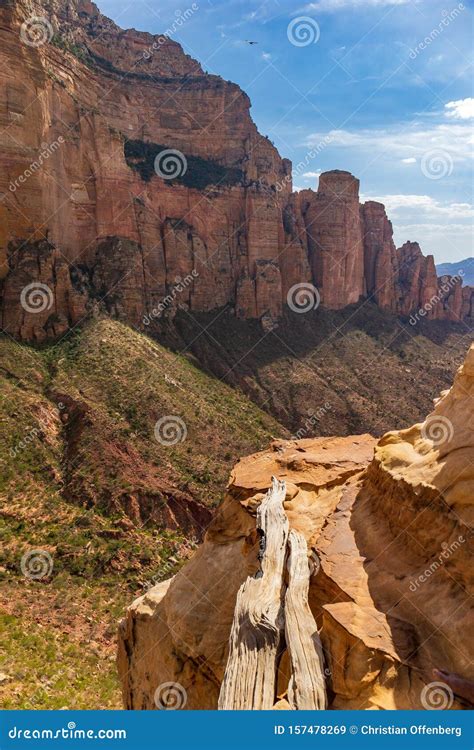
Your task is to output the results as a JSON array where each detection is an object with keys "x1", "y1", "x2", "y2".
[{"x1": 0, "y1": 0, "x2": 472, "y2": 341}]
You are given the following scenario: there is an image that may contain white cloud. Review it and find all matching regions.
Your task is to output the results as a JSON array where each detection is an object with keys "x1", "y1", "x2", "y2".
[
  {"x1": 359, "y1": 194, "x2": 473, "y2": 261},
  {"x1": 306, "y1": 122, "x2": 473, "y2": 164},
  {"x1": 445, "y1": 98, "x2": 474, "y2": 120},
  {"x1": 303, "y1": 0, "x2": 415, "y2": 10},
  {"x1": 261, "y1": 51, "x2": 272, "y2": 61},
  {"x1": 302, "y1": 98, "x2": 472, "y2": 261},
  {"x1": 392, "y1": 223, "x2": 473, "y2": 262},
  {"x1": 360, "y1": 193, "x2": 474, "y2": 220},
  {"x1": 302, "y1": 170, "x2": 321, "y2": 178},
  {"x1": 395, "y1": 223, "x2": 473, "y2": 236}
]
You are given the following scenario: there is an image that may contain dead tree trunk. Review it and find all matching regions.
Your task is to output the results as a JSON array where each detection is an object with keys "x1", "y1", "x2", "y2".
[
  {"x1": 218, "y1": 477, "x2": 289, "y2": 709},
  {"x1": 219, "y1": 480, "x2": 328, "y2": 710},
  {"x1": 285, "y1": 529, "x2": 327, "y2": 709}
]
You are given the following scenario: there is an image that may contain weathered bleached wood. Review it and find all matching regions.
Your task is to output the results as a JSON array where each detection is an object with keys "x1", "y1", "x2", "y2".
[
  {"x1": 218, "y1": 477, "x2": 289, "y2": 709},
  {"x1": 285, "y1": 529, "x2": 327, "y2": 709}
]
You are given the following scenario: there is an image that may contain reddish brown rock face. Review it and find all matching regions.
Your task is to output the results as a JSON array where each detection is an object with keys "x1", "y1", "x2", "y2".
[
  {"x1": 360, "y1": 201, "x2": 399, "y2": 310},
  {"x1": 435, "y1": 274, "x2": 465, "y2": 322},
  {"x1": 302, "y1": 171, "x2": 365, "y2": 309},
  {"x1": 462, "y1": 286, "x2": 474, "y2": 321},
  {"x1": 0, "y1": 0, "x2": 472, "y2": 341},
  {"x1": 1, "y1": 239, "x2": 88, "y2": 342},
  {"x1": 397, "y1": 241, "x2": 439, "y2": 318}
]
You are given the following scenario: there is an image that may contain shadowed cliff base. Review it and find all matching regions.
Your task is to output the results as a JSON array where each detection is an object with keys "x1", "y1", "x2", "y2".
[{"x1": 152, "y1": 303, "x2": 474, "y2": 438}]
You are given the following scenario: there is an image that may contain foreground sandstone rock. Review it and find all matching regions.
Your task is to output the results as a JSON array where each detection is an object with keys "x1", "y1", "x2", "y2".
[
  {"x1": 1, "y1": 0, "x2": 473, "y2": 341},
  {"x1": 118, "y1": 345, "x2": 473, "y2": 710},
  {"x1": 217, "y1": 479, "x2": 327, "y2": 711}
]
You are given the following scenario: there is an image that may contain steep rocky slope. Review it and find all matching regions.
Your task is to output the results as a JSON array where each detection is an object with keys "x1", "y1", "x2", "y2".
[
  {"x1": 1, "y1": 0, "x2": 473, "y2": 344},
  {"x1": 161, "y1": 304, "x2": 473, "y2": 437},
  {"x1": 0, "y1": 318, "x2": 284, "y2": 708},
  {"x1": 0, "y1": 317, "x2": 284, "y2": 528},
  {"x1": 118, "y1": 345, "x2": 473, "y2": 710}
]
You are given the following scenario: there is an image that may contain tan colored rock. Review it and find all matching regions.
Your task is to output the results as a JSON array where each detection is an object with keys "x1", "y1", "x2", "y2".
[
  {"x1": 377, "y1": 342, "x2": 474, "y2": 524},
  {"x1": 118, "y1": 347, "x2": 473, "y2": 710},
  {"x1": 118, "y1": 435, "x2": 376, "y2": 709}
]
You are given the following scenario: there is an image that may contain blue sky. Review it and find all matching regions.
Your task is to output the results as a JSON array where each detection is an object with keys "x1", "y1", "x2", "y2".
[{"x1": 100, "y1": 0, "x2": 473, "y2": 263}]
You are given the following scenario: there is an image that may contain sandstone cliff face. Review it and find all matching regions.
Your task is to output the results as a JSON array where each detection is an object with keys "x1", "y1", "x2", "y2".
[
  {"x1": 360, "y1": 200, "x2": 399, "y2": 310},
  {"x1": 301, "y1": 171, "x2": 365, "y2": 309},
  {"x1": 397, "y1": 241, "x2": 440, "y2": 318},
  {"x1": 0, "y1": 0, "x2": 472, "y2": 342},
  {"x1": 118, "y1": 345, "x2": 473, "y2": 710}
]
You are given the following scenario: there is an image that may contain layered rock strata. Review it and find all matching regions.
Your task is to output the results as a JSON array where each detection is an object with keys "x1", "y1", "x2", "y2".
[
  {"x1": 118, "y1": 345, "x2": 474, "y2": 710},
  {"x1": 1, "y1": 0, "x2": 472, "y2": 342}
]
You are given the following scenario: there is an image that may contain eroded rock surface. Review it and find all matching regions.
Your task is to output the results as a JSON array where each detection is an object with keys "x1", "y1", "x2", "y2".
[
  {"x1": 1, "y1": 0, "x2": 473, "y2": 341},
  {"x1": 118, "y1": 347, "x2": 473, "y2": 710}
]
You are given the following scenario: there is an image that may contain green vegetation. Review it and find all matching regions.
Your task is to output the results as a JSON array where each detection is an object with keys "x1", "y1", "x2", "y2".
[
  {"x1": 0, "y1": 319, "x2": 285, "y2": 708},
  {"x1": 51, "y1": 34, "x2": 95, "y2": 70},
  {"x1": 168, "y1": 304, "x2": 472, "y2": 438},
  {"x1": 124, "y1": 138, "x2": 244, "y2": 189}
]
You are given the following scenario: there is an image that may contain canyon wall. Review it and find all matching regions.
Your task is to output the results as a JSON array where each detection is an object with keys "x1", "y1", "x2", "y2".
[
  {"x1": 0, "y1": 0, "x2": 472, "y2": 342},
  {"x1": 118, "y1": 345, "x2": 474, "y2": 710}
]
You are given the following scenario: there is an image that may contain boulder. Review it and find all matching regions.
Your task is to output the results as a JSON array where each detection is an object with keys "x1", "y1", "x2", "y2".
[{"x1": 118, "y1": 347, "x2": 473, "y2": 710}]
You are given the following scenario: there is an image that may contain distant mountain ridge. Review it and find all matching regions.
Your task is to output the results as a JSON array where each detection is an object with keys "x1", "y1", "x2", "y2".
[{"x1": 437, "y1": 258, "x2": 474, "y2": 287}]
